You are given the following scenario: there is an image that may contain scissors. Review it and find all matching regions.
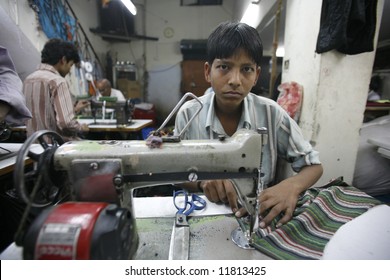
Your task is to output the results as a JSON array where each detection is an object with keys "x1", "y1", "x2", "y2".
[
  {"x1": 168, "y1": 190, "x2": 206, "y2": 260},
  {"x1": 173, "y1": 190, "x2": 206, "y2": 215}
]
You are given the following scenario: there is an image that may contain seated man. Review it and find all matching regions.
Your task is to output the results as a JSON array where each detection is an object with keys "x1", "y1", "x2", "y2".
[
  {"x1": 96, "y1": 79, "x2": 126, "y2": 102},
  {"x1": 0, "y1": 46, "x2": 32, "y2": 252},
  {"x1": 0, "y1": 46, "x2": 32, "y2": 125},
  {"x1": 23, "y1": 39, "x2": 89, "y2": 142}
]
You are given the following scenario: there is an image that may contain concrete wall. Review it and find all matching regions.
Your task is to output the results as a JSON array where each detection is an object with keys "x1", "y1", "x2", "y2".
[
  {"x1": 111, "y1": 0, "x2": 235, "y2": 123},
  {"x1": 0, "y1": 0, "x2": 235, "y2": 122},
  {"x1": 0, "y1": 0, "x2": 108, "y2": 96},
  {"x1": 282, "y1": 0, "x2": 384, "y2": 185}
]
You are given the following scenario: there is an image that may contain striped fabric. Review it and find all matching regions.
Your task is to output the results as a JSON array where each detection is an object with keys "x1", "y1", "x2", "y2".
[{"x1": 238, "y1": 184, "x2": 381, "y2": 260}]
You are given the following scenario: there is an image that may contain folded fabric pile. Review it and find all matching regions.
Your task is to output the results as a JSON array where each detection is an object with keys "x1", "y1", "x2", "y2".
[{"x1": 238, "y1": 183, "x2": 381, "y2": 259}]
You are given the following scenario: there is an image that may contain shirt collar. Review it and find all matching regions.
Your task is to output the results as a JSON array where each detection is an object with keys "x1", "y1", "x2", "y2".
[
  {"x1": 38, "y1": 63, "x2": 60, "y2": 75},
  {"x1": 204, "y1": 92, "x2": 255, "y2": 134}
]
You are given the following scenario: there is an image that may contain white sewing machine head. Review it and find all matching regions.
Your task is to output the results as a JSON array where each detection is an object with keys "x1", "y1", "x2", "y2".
[{"x1": 55, "y1": 128, "x2": 264, "y2": 209}]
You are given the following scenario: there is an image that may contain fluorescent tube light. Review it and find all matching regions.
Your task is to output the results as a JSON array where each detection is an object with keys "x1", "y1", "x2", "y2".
[
  {"x1": 121, "y1": 0, "x2": 137, "y2": 15},
  {"x1": 240, "y1": 3, "x2": 260, "y2": 28}
]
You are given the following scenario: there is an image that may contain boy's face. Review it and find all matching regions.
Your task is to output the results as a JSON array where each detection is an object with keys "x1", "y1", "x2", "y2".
[{"x1": 204, "y1": 48, "x2": 260, "y2": 111}]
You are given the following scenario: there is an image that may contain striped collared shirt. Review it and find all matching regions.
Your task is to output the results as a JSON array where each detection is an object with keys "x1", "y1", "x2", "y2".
[
  {"x1": 174, "y1": 91, "x2": 321, "y2": 186},
  {"x1": 23, "y1": 63, "x2": 82, "y2": 141}
]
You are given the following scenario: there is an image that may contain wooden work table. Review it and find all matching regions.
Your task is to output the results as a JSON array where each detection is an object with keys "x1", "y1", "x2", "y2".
[
  {"x1": 78, "y1": 118, "x2": 153, "y2": 133},
  {"x1": 0, "y1": 143, "x2": 42, "y2": 176},
  {"x1": 10, "y1": 119, "x2": 154, "y2": 141}
]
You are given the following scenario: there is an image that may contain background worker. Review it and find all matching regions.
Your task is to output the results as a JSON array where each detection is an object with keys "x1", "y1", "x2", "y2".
[
  {"x1": 0, "y1": 46, "x2": 32, "y2": 252},
  {"x1": 96, "y1": 78, "x2": 126, "y2": 101},
  {"x1": 174, "y1": 21, "x2": 323, "y2": 228},
  {"x1": 0, "y1": 46, "x2": 32, "y2": 125},
  {"x1": 367, "y1": 75, "x2": 382, "y2": 101},
  {"x1": 23, "y1": 38, "x2": 89, "y2": 142}
]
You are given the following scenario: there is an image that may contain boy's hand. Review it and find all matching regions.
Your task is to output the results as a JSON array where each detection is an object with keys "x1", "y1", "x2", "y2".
[
  {"x1": 258, "y1": 181, "x2": 301, "y2": 228},
  {"x1": 200, "y1": 179, "x2": 240, "y2": 214}
]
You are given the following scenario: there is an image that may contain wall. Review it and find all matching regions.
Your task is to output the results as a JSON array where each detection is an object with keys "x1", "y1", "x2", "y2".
[
  {"x1": 0, "y1": 0, "x2": 235, "y2": 123},
  {"x1": 111, "y1": 0, "x2": 235, "y2": 123},
  {"x1": 0, "y1": 0, "x2": 108, "y2": 96},
  {"x1": 282, "y1": 0, "x2": 384, "y2": 185},
  {"x1": 0, "y1": 4, "x2": 40, "y2": 81}
]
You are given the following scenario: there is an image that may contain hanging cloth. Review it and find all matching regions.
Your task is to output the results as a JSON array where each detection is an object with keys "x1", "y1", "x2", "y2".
[
  {"x1": 30, "y1": 0, "x2": 77, "y2": 41},
  {"x1": 315, "y1": 0, "x2": 378, "y2": 55}
]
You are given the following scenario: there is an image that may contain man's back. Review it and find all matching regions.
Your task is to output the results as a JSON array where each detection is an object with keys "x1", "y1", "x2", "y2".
[{"x1": 24, "y1": 63, "x2": 81, "y2": 141}]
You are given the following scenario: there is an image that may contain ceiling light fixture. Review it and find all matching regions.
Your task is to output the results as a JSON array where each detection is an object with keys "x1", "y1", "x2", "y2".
[
  {"x1": 240, "y1": 2, "x2": 261, "y2": 28},
  {"x1": 121, "y1": 0, "x2": 137, "y2": 15}
]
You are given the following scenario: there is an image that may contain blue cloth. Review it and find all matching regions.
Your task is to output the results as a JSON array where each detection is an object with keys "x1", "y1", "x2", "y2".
[{"x1": 31, "y1": 0, "x2": 76, "y2": 41}]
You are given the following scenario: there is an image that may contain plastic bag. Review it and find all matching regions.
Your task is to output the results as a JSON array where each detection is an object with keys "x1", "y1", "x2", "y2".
[{"x1": 276, "y1": 81, "x2": 303, "y2": 123}]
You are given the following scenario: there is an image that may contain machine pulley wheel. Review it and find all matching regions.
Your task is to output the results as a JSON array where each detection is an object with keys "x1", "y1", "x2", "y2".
[{"x1": 14, "y1": 130, "x2": 65, "y2": 207}]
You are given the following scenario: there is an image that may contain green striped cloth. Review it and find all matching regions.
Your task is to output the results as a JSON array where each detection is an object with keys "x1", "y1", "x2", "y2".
[{"x1": 238, "y1": 183, "x2": 381, "y2": 259}]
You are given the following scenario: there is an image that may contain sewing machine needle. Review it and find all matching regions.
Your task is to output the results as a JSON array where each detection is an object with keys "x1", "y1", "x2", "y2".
[{"x1": 249, "y1": 168, "x2": 263, "y2": 242}]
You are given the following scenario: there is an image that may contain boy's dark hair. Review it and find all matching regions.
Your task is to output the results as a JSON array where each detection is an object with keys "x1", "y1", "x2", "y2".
[
  {"x1": 207, "y1": 21, "x2": 263, "y2": 65},
  {"x1": 41, "y1": 38, "x2": 80, "y2": 65}
]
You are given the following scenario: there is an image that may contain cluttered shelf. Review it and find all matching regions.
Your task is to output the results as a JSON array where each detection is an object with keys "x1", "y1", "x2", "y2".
[
  {"x1": 365, "y1": 100, "x2": 390, "y2": 110},
  {"x1": 364, "y1": 100, "x2": 390, "y2": 122}
]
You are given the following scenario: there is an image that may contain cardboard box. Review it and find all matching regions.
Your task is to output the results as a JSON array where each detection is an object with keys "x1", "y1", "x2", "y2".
[
  {"x1": 116, "y1": 79, "x2": 142, "y2": 99},
  {"x1": 181, "y1": 60, "x2": 210, "y2": 97}
]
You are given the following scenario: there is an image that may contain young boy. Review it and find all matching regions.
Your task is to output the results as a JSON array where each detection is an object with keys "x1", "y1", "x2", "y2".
[{"x1": 174, "y1": 21, "x2": 323, "y2": 228}]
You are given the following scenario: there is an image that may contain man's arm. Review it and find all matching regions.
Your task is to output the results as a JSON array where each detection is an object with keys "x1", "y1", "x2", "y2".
[
  {"x1": 74, "y1": 100, "x2": 90, "y2": 114},
  {"x1": 0, "y1": 101, "x2": 10, "y2": 122},
  {"x1": 53, "y1": 82, "x2": 87, "y2": 134},
  {"x1": 0, "y1": 46, "x2": 32, "y2": 124}
]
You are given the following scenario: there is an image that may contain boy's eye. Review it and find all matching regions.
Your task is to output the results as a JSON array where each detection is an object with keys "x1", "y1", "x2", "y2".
[
  {"x1": 243, "y1": 66, "x2": 255, "y2": 73},
  {"x1": 217, "y1": 64, "x2": 229, "y2": 70}
]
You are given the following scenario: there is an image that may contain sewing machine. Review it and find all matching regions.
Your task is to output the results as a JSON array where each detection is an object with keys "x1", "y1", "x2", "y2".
[
  {"x1": 12, "y1": 92, "x2": 267, "y2": 260},
  {"x1": 90, "y1": 97, "x2": 134, "y2": 125},
  {"x1": 11, "y1": 127, "x2": 267, "y2": 259}
]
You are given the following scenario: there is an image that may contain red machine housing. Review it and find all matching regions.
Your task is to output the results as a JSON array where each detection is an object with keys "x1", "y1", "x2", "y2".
[{"x1": 23, "y1": 202, "x2": 137, "y2": 259}]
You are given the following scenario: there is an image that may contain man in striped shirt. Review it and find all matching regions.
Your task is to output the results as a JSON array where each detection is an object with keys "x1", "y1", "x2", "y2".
[
  {"x1": 174, "y1": 22, "x2": 323, "y2": 228},
  {"x1": 23, "y1": 39, "x2": 89, "y2": 142}
]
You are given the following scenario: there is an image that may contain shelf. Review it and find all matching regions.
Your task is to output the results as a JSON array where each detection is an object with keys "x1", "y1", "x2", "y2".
[{"x1": 90, "y1": 28, "x2": 158, "y2": 42}]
